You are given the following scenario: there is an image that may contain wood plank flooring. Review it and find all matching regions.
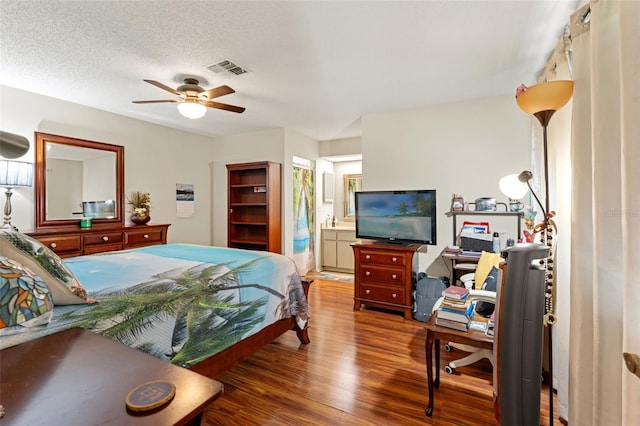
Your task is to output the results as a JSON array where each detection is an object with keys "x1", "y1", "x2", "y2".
[{"x1": 202, "y1": 278, "x2": 558, "y2": 425}]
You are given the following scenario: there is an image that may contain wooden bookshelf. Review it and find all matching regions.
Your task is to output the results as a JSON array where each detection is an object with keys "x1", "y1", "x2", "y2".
[{"x1": 226, "y1": 161, "x2": 281, "y2": 253}]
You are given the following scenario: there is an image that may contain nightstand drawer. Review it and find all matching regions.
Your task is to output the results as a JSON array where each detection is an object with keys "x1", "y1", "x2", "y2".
[
  {"x1": 358, "y1": 283, "x2": 406, "y2": 305},
  {"x1": 359, "y1": 266, "x2": 406, "y2": 286},
  {"x1": 359, "y1": 250, "x2": 406, "y2": 267}
]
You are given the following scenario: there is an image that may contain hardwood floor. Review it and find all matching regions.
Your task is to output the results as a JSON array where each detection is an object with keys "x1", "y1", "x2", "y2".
[{"x1": 202, "y1": 279, "x2": 558, "y2": 425}]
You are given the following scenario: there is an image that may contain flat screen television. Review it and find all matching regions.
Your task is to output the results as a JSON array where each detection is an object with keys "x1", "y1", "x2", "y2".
[{"x1": 355, "y1": 190, "x2": 437, "y2": 245}]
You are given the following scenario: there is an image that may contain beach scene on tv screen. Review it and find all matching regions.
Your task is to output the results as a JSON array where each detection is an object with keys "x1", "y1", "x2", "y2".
[{"x1": 357, "y1": 193, "x2": 434, "y2": 241}]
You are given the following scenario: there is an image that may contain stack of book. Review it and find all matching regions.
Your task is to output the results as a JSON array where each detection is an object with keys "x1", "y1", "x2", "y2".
[
  {"x1": 435, "y1": 286, "x2": 474, "y2": 331},
  {"x1": 444, "y1": 245, "x2": 461, "y2": 255}
]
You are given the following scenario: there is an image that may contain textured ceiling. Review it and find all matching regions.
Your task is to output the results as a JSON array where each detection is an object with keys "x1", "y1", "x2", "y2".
[{"x1": 0, "y1": 1, "x2": 580, "y2": 141}]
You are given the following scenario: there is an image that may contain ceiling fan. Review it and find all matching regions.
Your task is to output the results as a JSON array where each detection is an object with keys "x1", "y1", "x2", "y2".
[{"x1": 132, "y1": 78, "x2": 245, "y2": 119}]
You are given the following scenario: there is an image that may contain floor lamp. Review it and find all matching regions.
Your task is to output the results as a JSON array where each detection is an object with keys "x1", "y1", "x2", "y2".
[
  {"x1": 515, "y1": 80, "x2": 574, "y2": 426},
  {"x1": 0, "y1": 160, "x2": 34, "y2": 231}
]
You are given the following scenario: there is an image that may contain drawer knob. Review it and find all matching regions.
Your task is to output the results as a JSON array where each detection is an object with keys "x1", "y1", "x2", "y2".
[
  {"x1": 365, "y1": 289, "x2": 371, "y2": 295},
  {"x1": 365, "y1": 271, "x2": 371, "y2": 276},
  {"x1": 143, "y1": 234, "x2": 149, "y2": 239},
  {"x1": 392, "y1": 257, "x2": 397, "y2": 262},
  {"x1": 49, "y1": 242, "x2": 57, "y2": 249},
  {"x1": 391, "y1": 274, "x2": 397, "y2": 280},
  {"x1": 102, "y1": 236, "x2": 109, "y2": 241},
  {"x1": 365, "y1": 255, "x2": 371, "y2": 260},
  {"x1": 392, "y1": 293, "x2": 397, "y2": 299}
]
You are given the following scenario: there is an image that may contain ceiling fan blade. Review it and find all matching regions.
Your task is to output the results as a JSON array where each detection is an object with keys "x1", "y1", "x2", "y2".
[
  {"x1": 202, "y1": 100, "x2": 245, "y2": 114},
  {"x1": 132, "y1": 100, "x2": 179, "y2": 104},
  {"x1": 202, "y1": 85, "x2": 235, "y2": 100},
  {"x1": 143, "y1": 79, "x2": 180, "y2": 96}
]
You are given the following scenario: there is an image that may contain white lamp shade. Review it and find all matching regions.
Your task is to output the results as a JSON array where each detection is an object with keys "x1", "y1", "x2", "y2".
[
  {"x1": 499, "y1": 174, "x2": 528, "y2": 200},
  {"x1": 177, "y1": 101, "x2": 207, "y2": 119},
  {"x1": 0, "y1": 160, "x2": 33, "y2": 188}
]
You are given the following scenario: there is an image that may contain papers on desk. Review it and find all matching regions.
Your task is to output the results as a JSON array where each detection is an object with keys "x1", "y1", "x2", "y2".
[{"x1": 468, "y1": 320, "x2": 488, "y2": 332}]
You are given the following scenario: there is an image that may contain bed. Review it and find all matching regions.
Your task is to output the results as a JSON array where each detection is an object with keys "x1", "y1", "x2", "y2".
[{"x1": 0, "y1": 232, "x2": 310, "y2": 378}]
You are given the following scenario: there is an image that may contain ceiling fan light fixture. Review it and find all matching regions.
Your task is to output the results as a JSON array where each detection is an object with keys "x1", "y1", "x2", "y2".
[{"x1": 177, "y1": 100, "x2": 207, "y2": 119}]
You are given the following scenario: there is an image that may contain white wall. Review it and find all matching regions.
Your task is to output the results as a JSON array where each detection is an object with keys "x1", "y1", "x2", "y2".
[
  {"x1": 362, "y1": 94, "x2": 531, "y2": 276},
  {"x1": 0, "y1": 85, "x2": 215, "y2": 244}
]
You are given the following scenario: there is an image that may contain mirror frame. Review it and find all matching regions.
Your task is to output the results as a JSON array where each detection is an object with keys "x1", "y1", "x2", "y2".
[{"x1": 34, "y1": 132, "x2": 124, "y2": 231}]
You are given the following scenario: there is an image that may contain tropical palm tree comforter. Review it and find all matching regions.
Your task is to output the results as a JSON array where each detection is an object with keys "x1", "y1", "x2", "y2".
[{"x1": 0, "y1": 244, "x2": 309, "y2": 368}]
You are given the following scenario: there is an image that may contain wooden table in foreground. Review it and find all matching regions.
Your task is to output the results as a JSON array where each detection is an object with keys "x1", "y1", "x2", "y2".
[
  {"x1": 0, "y1": 328, "x2": 224, "y2": 425},
  {"x1": 424, "y1": 313, "x2": 494, "y2": 417}
]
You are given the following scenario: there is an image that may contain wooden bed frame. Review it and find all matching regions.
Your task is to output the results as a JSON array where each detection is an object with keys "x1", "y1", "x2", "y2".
[{"x1": 189, "y1": 278, "x2": 312, "y2": 378}]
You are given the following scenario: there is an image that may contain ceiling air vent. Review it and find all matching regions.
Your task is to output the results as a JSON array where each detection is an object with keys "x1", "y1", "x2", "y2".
[{"x1": 206, "y1": 59, "x2": 249, "y2": 76}]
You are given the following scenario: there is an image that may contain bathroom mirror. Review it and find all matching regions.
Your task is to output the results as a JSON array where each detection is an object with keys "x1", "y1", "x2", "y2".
[
  {"x1": 34, "y1": 132, "x2": 124, "y2": 230},
  {"x1": 343, "y1": 174, "x2": 362, "y2": 218}
]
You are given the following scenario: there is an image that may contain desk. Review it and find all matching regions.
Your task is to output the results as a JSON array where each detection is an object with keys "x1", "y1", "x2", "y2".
[
  {"x1": 441, "y1": 252, "x2": 481, "y2": 285},
  {"x1": 424, "y1": 313, "x2": 493, "y2": 417},
  {"x1": 0, "y1": 328, "x2": 224, "y2": 425}
]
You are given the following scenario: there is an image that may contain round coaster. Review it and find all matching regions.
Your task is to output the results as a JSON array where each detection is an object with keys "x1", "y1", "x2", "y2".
[{"x1": 125, "y1": 380, "x2": 176, "y2": 412}]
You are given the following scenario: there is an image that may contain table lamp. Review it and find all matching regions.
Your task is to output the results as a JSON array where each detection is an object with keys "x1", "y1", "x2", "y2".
[{"x1": 0, "y1": 160, "x2": 33, "y2": 231}]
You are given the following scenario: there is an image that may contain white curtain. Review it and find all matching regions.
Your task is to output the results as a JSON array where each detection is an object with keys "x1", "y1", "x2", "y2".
[{"x1": 568, "y1": 0, "x2": 640, "y2": 424}]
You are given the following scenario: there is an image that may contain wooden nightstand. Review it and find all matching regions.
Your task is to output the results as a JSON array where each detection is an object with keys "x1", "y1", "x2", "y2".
[{"x1": 0, "y1": 328, "x2": 223, "y2": 425}]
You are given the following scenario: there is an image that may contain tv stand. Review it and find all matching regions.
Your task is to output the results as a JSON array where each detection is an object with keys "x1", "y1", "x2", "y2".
[{"x1": 352, "y1": 241, "x2": 420, "y2": 319}]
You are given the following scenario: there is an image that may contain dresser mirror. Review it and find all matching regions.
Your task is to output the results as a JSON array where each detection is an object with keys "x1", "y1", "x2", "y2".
[{"x1": 34, "y1": 132, "x2": 124, "y2": 230}]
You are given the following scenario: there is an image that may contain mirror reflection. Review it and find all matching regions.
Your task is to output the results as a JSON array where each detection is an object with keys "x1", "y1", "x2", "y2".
[
  {"x1": 45, "y1": 143, "x2": 117, "y2": 220},
  {"x1": 344, "y1": 174, "x2": 362, "y2": 218}
]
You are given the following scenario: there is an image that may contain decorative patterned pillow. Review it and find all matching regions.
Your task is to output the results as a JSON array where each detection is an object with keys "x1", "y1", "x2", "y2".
[
  {"x1": 0, "y1": 231, "x2": 94, "y2": 305},
  {"x1": 0, "y1": 256, "x2": 54, "y2": 328}
]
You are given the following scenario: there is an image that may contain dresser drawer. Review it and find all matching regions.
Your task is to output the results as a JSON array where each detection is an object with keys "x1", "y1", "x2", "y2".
[
  {"x1": 358, "y1": 283, "x2": 406, "y2": 305},
  {"x1": 125, "y1": 228, "x2": 164, "y2": 247},
  {"x1": 36, "y1": 235, "x2": 82, "y2": 257},
  {"x1": 358, "y1": 250, "x2": 406, "y2": 267},
  {"x1": 359, "y1": 265, "x2": 406, "y2": 286}
]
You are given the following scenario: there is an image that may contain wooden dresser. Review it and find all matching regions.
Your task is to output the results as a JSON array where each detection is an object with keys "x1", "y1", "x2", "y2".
[
  {"x1": 352, "y1": 242, "x2": 421, "y2": 320},
  {"x1": 27, "y1": 223, "x2": 170, "y2": 258}
]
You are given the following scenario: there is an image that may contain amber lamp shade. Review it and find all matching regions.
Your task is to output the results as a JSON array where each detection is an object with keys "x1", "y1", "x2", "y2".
[
  {"x1": 516, "y1": 80, "x2": 574, "y2": 125},
  {"x1": 515, "y1": 79, "x2": 574, "y2": 212}
]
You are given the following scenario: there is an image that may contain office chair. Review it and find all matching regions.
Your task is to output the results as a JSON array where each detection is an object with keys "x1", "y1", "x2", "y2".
[{"x1": 435, "y1": 251, "x2": 503, "y2": 374}]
